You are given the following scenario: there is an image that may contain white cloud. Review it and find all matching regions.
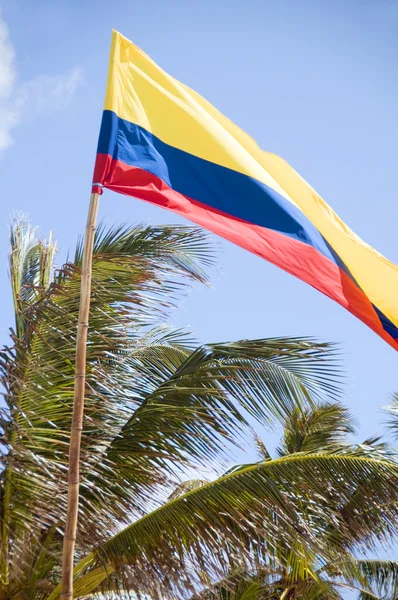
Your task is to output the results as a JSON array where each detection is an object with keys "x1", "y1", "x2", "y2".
[
  {"x1": 0, "y1": 16, "x2": 18, "y2": 152},
  {"x1": 0, "y1": 14, "x2": 83, "y2": 154},
  {"x1": 21, "y1": 67, "x2": 84, "y2": 116}
]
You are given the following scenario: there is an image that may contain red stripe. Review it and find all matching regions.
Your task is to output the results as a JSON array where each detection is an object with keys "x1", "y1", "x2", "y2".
[{"x1": 94, "y1": 154, "x2": 398, "y2": 350}]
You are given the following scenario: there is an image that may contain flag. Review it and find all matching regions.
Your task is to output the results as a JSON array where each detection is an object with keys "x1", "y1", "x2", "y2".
[{"x1": 93, "y1": 30, "x2": 398, "y2": 350}]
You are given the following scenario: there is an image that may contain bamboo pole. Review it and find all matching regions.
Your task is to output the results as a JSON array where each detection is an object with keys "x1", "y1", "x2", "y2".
[{"x1": 60, "y1": 191, "x2": 100, "y2": 600}]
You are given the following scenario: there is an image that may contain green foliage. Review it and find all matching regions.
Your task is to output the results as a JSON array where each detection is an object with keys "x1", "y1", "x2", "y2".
[
  {"x1": 157, "y1": 405, "x2": 398, "y2": 600},
  {"x1": 0, "y1": 217, "x2": 397, "y2": 600},
  {"x1": 385, "y1": 395, "x2": 398, "y2": 442}
]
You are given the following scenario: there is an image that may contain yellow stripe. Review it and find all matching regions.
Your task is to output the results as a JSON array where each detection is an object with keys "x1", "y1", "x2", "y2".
[
  {"x1": 104, "y1": 31, "x2": 294, "y2": 202},
  {"x1": 263, "y1": 154, "x2": 398, "y2": 327},
  {"x1": 104, "y1": 31, "x2": 398, "y2": 328}
]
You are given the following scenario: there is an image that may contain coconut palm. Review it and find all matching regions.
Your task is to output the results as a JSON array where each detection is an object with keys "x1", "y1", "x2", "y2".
[
  {"x1": 1, "y1": 217, "x2": 398, "y2": 600},
  {"x1": 183, "y1": 404, "x2": 398, "y2": 600}
]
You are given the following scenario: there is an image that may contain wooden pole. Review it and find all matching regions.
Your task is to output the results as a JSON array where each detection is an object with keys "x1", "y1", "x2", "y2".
[{"x1": 60, "y1": 191, "x2": 100, "y2": 600}]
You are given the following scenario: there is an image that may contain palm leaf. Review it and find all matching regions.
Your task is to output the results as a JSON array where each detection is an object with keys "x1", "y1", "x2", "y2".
[
  {"x1": 384, "y1": 395, "x2": 398, "y2": 442},
  {"x1": 47, "y1": 452, "x2": 398, "y2": 599},
  {"x1": 104, "y1": 337, "x2": 341, "y2": 485},
  {"x1": 168, "y1": 479, "x2": 209, "y2": 500},
  {"x1": 356, "y1": 560, "x2": 398, "y2": 600},
  {"x1": 276, "y1": 403, "x2": 354, "y2": 456}
]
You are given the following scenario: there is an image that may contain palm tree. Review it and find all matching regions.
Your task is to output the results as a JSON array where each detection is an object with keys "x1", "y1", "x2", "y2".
[
  {"x1": 185, "y1": 404, "x2": 398, "y2": 599},
  {"x1": 1, "y1": 217, "x2": 398, "y2": 600}
]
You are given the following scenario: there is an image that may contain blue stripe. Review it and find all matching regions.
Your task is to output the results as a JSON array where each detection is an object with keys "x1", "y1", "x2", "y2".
[
  {"x1": 97, "y1": 110, "x2": 337, "y2": 264},
  {"x1": 97, "y1": 110, "x2": 398, "y2": 342},
  {"x1": 373, "y1": 307, "x2": 398, "y2": 339},
  {"x1": 325, "y1": 242, "x2": 398, "y2": 340}
]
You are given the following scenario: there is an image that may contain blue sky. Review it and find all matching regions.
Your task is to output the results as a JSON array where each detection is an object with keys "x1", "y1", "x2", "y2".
[{"x1": 1, "y1": 0, "x2": 398, "y2": 579}]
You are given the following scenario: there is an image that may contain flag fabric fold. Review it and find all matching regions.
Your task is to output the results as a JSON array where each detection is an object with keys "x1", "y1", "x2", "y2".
[{"x1": 94, "y1": 30, "x2": 398, "y2": 350}]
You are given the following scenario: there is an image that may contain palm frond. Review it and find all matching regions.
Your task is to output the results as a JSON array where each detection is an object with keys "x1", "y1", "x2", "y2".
[
  {"x1": 384, "y1": 395, "x2": 398, "y2": 442},
  {"x1": 276, "y1": 403, "x2": 354, "y2": 456},
  {"x1": 253, "y1": 435, "x2": 271, "y2": 462},
  {"x1": 74, "y1": 222, "x2": 215, "y2": 285},
  {"x1": 103, "y1": 337, "x2": 341, "y2": 502},
  {"x1": 54, "y1": 452, "x2": 398, "y2": 599},
  {"x1": 168, "y1": 479, "x2": 209, "y2": 500},
  {"x1": 356, "y1": 560, "x2": 398, "y2": 600},
  {"x1": 358, "y1": 592, "x2": 383, "y2": 600},
  {"x1": 8, "y1": 215, "x2": 56, "y2": 337}
]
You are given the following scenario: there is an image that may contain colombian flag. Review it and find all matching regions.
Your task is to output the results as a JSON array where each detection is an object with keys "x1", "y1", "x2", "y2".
[{"x1": 93, "y1": 30, "x2": 398, "y2": 350}]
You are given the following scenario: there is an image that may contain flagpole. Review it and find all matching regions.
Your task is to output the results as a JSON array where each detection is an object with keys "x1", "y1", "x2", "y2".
[{"x1": 60, "y1": 190, "x2": 101, "y2": 600}]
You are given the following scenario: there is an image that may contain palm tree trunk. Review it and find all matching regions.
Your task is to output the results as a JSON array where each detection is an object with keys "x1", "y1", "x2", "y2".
[{"x1": 60, "y1": 192, "x2": 100, "y2": 600}]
